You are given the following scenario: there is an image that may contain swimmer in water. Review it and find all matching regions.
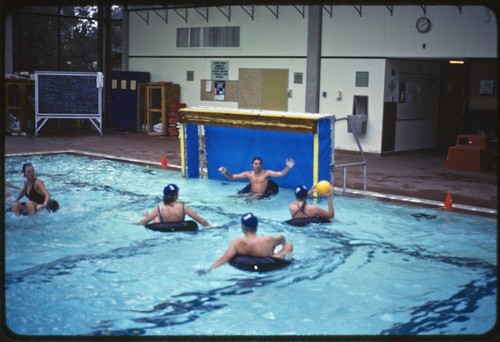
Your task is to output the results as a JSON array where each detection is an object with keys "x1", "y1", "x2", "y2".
[
  {"x1": 11, "y1": 163, "x2": 58, "y2": 215},
  {"x1": 289, "y1": 184, "x2": 334, "y2": 220},
  {"x1": 218, "y1": 156, "x2": 295, "y2": 200},
  {"x1": 137, "y1": 183, "x2": 210, "y2": 227},
  {"x1": 197, "y1": 212, "x2": 293, "y2": 274}
]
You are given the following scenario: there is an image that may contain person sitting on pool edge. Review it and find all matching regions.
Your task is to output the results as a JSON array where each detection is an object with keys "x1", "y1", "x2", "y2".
[
  {"x1": 198, "y1": 212, "x2": 293, "y2": 274},
  {"x1": 218, "y1": 156, "x2": 295, "y2": 200},
  {"x1": 137, "y1": 183, "x2": 210, "y2": 227},
  {"x1": 11, "y1": 163, "x2": 59, "y2": 215},
  {"x1": 289, "y1": 184, "x2": 334, "y2": 220}
]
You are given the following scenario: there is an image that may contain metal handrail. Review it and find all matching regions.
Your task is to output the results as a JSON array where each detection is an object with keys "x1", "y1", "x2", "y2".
[{"x1": 333, "y1": 117, "x2": 367, "y2": 195}]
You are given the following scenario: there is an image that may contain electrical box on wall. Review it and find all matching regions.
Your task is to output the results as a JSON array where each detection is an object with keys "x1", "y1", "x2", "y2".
[{"x1": 347, "y1": 95, "x2": 368, "y2": 134}]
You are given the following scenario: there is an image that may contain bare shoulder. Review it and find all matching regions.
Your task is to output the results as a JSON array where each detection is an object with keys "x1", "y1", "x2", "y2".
[
  {"x1": 259, "y1": 235, "x2": 276, "y2": 242},
  {"x1": 231, "y1": 236, "x2": 245, "y2": 245},
  {"x1": 35, "y1": 178, "x2": 46, "y2": 188}
]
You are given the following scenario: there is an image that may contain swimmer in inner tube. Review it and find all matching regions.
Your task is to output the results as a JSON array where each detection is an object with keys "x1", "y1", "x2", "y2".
[
  {"x1": 197, "y1": 212, "x2": 293, "y2": 275},
  {"x1": 11, "y1": 163, "x2": 58, "y2": 215},
  {"x1": 137, "y1": 183, "x2": 210, "y2": 227},
  {"x1": 218, "y1": 156, "x2": 295, "y2": 200},
  {"x1": 289, "y1": 184, "x2": 334, "y2": 220}
]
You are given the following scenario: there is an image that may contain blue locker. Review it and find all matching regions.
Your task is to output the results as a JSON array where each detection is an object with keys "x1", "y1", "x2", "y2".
[{"x1": 109, "y1": 71, "x2": 150, "y2": 131}]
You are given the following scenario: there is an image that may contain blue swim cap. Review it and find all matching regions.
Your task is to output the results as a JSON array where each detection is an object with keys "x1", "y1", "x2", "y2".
[
  {"x1": 294, "y1": 185, "x2": 308, "y2": 199},
  {"x1": 241, "y1": 212, "x2": 258, "y2": 229},
  {"x1": 163, "y1": 184, "x2": 179, "y2": 197}
]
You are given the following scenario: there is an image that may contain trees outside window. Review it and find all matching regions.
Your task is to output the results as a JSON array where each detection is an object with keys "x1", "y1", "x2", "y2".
[{"x1": 11, "y1": 5, "x2": 122, "y2": 73}]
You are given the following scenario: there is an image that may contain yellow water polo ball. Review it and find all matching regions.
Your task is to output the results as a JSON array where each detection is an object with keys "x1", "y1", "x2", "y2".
[{"x1": 316, "y1": 180, "x2": 332, "y2": 195}]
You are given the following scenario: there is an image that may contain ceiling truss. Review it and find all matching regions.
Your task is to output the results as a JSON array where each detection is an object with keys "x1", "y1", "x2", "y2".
[{"x1": 127, "y1": 5, "x2": 463, "y2": 25}]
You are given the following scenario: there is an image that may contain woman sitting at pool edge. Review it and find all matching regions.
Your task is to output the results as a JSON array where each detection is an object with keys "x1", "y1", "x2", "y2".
[
  {"x1": 137, "y1": 183, "x2": 209, "y2": 227},
  {"x1": 289, "y1": 184, "x2": 334, "y2": 220}
]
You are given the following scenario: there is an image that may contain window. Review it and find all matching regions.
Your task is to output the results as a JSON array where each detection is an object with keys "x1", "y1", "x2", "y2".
[
  {"x1": 176, "y1": 26, "x2": 240, "y2": 48},
  {"x1": 355, "y1": 71, "x2": 369, "y2": 87},
  {"x1": 12, "y1": 6, "x2": 123, "y2": 73}
]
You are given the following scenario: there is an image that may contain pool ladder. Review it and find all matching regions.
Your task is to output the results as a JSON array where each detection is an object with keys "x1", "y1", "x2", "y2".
[{"x1": 332, "y1": 117, "x2": 367, "y2": 195}]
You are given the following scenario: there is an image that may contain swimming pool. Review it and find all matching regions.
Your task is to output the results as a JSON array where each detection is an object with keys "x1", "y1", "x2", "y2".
[{"x1": 3, "y1": 153, "x2": 497, "y2": 338}]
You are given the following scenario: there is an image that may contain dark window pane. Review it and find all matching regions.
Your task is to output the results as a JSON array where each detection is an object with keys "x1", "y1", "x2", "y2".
[
  {"x1": 59, "y1": 17, "x2": 99, "y2": 71},
  {"x1": 13, "y1": 13, "x2": 59, "y2": 72}
]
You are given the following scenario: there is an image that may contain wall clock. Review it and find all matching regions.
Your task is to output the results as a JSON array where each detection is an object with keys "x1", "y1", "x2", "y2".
[{"x1": 416, "y1": 17, "x2": 431, "y2": 33}]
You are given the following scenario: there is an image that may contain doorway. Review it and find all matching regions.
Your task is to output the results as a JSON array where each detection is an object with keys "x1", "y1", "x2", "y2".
[{"x1": 437, "y1": 62, "x2": 466, "y2": 148}]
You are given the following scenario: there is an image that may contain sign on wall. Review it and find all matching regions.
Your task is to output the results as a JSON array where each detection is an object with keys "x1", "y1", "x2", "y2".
[{"x1": 211, "y1": 61, "x2": 229, "y2": 80}]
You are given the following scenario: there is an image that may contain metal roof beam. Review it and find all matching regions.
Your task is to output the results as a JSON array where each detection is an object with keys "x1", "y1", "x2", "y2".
[
  {"x1": 153, "y1": 9, "x2": 167, "y2": 24},
  {"x1": 266, "y1": 5, "x2": 279, "y2": 20},
  {"x1": 217, "y1": 6, "x2": 231, "y2": 21},
  {"x1": 294, "y1": 5, "x2": 305, "y2": 18},
  {"x1": 323, "y1": 5, "x2": 333, "y2": 18},
  {"x1": 134, "y1": 10, "x2": 149, "y2": 24},
  {"x1": 240, "y1": 5, "x2": 254, "y2": 20},
  {"x1": 194, "y1": 7, "x2": 208, "y2": 22},
  {"x1": 173, "y1": 8, "x2": 188, "y2": 23},
  {"x1": 353, "y1": 5, "x2": 362, "y2": 17}
]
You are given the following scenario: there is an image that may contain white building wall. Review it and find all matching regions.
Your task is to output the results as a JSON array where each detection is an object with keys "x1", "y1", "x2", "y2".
[
  {"x1": 129, "y1": 6, "x2": 308, "y2": 57},
  {"x1": 321, "y1": 6, "x2": 496, "y2": 58},
  {"x1": 319, "y1": 58, "x2": 386, "y2": 153},
  {"x1": 128, "y1": 5, "x2": 496, "y2": 153}
]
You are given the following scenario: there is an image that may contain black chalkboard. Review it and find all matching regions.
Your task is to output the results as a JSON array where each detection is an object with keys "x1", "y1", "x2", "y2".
[{"x1": 36, "y1": 72, "x2": 101, "y2": 115}]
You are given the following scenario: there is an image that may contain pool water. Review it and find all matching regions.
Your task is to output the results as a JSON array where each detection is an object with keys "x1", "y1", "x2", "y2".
[{"x1": 3, "y1": 153, "x2": 497, "y2": 337}]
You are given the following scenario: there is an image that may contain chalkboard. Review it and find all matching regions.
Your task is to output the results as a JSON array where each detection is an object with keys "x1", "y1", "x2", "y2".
[
  {"x1": 36, "y1": 71, "x2": 101, "y2": 115},
  {"x1": 34, "y1": 71, "x2": 103, "y2": 136}
]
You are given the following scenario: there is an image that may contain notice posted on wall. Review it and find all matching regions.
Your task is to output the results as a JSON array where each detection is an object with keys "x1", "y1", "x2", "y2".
[
  {"x1": 211, "y1": 61, "x2": 229, "y2": 80},
  {"x1": 214, "y1": 81, "x2": 226, "y2": 100},
  {"x1": 206, "y1": 80, "x2": 213, "y2": 93}
]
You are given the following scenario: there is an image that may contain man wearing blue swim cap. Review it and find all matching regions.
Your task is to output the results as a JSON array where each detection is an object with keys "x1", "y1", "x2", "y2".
[
  {"x1": 198, "y1": 212, "x2": 293, "y2": 274},
  {"x1": 218, "y1": 156, "x2": 295, "y2": 200}
]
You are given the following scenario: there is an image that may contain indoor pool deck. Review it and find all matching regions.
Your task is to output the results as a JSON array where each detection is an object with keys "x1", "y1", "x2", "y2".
[{"x1": 4, "y1": 130, "x2": 498, "y2": 216}]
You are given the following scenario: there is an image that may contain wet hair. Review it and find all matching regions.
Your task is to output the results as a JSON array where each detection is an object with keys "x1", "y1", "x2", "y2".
[
  {"x1": 251, "y1": 156, "x2": 263, "y2": 164},
  {"x1": 163, "y1": 195, "x2": 177, "y2": 205},
  {"x1": 22, "y1": 163, "x2": 33, "y2": 176},
  {"x1": 294, "y1": 186, "x2": 308, "y2": 214}
]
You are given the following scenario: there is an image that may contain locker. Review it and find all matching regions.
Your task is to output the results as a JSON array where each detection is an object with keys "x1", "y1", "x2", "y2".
[{"x1": 109, "y1": 71, "x2": 150, "y2": 131}]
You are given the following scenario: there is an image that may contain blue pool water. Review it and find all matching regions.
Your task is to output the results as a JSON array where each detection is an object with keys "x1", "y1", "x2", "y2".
[{"x1": 3, "y1": 153, "x2": 497, "y2": 337}]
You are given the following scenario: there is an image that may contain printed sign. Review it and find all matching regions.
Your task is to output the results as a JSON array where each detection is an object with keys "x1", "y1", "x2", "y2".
[{"x1": 211, "y1": 61, "x2": 229, "y2": 80}]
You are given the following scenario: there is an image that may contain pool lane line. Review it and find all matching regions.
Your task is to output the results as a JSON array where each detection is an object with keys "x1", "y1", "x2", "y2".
[
  {"x1": 6, "y1": 150, "x2": 495, "y2": 216},
  {"x1": 338, "y1": 187, "x2": 497, "y2": 217}
]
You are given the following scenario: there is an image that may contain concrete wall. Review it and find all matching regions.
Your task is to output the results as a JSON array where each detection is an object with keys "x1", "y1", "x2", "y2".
[
  {"x1": 321, "y1": 6, "x2": 496, "y2": 58},
  {"x1": 128, "y1": 5, "x2": 497, "y2": 153}
]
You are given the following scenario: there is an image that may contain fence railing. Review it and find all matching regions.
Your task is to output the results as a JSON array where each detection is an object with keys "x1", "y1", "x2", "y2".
[{"x1": 333, "y1": 117, "x2": 367, "y2": 195}]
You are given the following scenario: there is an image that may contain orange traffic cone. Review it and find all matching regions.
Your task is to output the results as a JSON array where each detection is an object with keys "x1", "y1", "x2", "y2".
[
  {"x1": 161, "y1": 155, "x2": 168, "y2": 169},
  {"x1": 444, "y1": 192, "x2": 453, "y2": 210}
]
